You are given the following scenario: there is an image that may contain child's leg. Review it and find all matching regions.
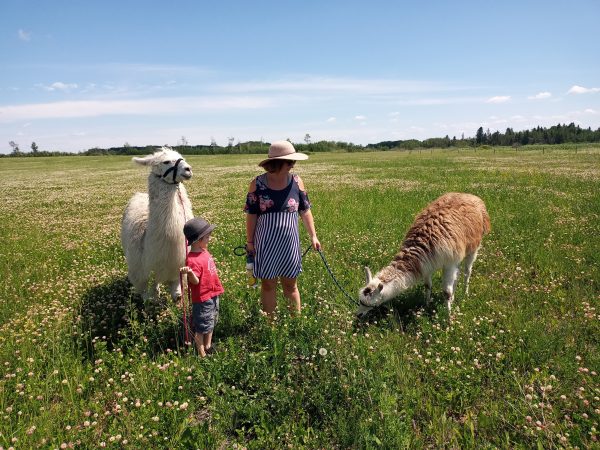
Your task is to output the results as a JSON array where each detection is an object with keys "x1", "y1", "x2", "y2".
[
  {"x1": 194, "y1": 332, "x2": 206, "y2": 357},
  {"x1": 203, "y1": 332, "x2": 213, "y2": 351}
]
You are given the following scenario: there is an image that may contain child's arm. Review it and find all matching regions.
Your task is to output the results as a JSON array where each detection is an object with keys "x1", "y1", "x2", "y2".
[{"x1": 180, "y1": 266, "x2": 199, "y2": 285}]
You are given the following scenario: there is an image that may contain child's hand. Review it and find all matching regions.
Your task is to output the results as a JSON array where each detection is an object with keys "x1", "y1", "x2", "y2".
[{"x1": 180, "y1": 266, "x2": 192, "y2": 274}]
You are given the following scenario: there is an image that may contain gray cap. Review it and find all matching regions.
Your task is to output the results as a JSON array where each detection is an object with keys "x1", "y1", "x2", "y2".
[{"x1": 183, "y1": 217, "x2": 216, "y2": 245}]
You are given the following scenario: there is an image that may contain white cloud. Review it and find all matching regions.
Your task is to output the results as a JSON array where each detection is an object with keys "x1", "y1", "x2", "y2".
[
  {"x1": 18, "y1": 29, "x2": 31, "y2": 41},
  {"x1": 326, "y1": 117, "x2": 336, "y2": 122},
  {"x1": 40, "y1": 82, "x2": 79, "y2": 92},
  {"x1": 409, "y1": 126, "x2": 425, "y2": 132},
  {"x1": 567, "y1": 85, "x2": 600, "y2": 95},
  {"x1": 354, "y1": 115, "x2": 366, "y2": 120},
  {"x1": 486, "y1": 96, "x2": 511, "y2": 104},
  {"x1": 0, "y1": 96, "x2": 274, "y2": 122},
  {"x1": 219, "y1": 77, "x2": 458, "y2": 95},
  {"x1": 584, "y1": 108, "x2": 597, "y2": 114},
  {"x1": 527, "y1": 91, "x2": 552, "y2": 100}
]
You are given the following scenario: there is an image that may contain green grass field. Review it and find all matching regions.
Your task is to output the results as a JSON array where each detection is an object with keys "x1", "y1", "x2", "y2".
[{"x1": 1, "y1": 147, "x2": 599, "y2": 448}]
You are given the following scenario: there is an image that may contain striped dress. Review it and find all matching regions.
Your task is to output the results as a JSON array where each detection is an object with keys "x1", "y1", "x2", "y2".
[{"x1": 244, "y1": 173, "x2": 311, "y2": 279}]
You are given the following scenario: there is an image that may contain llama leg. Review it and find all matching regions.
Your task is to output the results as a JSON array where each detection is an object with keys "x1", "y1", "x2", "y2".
[
  {"x1": 129, "y1": 271, "x2": 149, "y2": 300},
  {"x1": 169, "y1": 280, "x2": 182, "y2": 301},
  {"x1": 145, "y1": 282, "x2": 159, "y2": 301},
  {"x1": 424, "y1": 273, "x2": 433, "y2": 306},
  {"x1": 463, "y1": 248, "x2": 479, "y2": 296},
  {"x1": 442, "y1": 265, "x2": 460, "y2": 315}
]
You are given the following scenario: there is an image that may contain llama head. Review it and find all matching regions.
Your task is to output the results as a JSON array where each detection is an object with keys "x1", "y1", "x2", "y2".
[
  {"x1": 357, "y1": 266, "x2": 385, "y2": 317},
  {"x1": 133, "y1": 147, "x2": 193, "y2": 184}
]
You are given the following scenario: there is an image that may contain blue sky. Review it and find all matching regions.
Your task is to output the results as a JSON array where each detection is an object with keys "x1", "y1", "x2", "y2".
[{"x1": 1, "y1": 0, "x2": 599, "y2": 153}]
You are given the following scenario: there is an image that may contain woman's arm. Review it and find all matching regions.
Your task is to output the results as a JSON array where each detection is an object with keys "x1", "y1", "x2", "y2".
[
  {"x1": 300, "y1": 209, "x2": 321, "y2": 251},
  {"x1": 245, "y1": 179, "x2": 258, "y2": 254},
  {"x1": 296, "y1": 176, "x2": 321, "y2": 251},
  {"x1": 246, "y1": 213, "x2": 257, "y2": 254}
]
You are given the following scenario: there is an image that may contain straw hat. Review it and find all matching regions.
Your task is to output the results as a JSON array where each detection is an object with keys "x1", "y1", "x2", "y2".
[{"x1": 258, "y1": 141, "x2": 308, "y2": 167}]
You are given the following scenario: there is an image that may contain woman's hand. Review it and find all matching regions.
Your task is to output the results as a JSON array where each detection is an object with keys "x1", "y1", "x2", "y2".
[
  {"x1": 311, "y1": 236, "x2": 321, "y2": 251},
  {"x1": 246, "y1": 242, "x2": 255, "y2": 256}
]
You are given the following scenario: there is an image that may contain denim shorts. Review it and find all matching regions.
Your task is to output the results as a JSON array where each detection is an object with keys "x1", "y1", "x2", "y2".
[{"x1": 192, "y1": 296, "x2": 219, "y2": 334}]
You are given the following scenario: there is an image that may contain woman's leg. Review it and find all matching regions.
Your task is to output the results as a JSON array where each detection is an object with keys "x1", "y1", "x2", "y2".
[
  {"x1": 281, "y1": 277, "x2": 301, "y2": 313},
  {"x1": 260, "y1": 278, "x2": 278, "y2": 315}
]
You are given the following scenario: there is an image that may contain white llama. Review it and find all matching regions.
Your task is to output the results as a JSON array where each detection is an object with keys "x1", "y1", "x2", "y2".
[
  {"x1": 358, "y1": 192, "x2": 491, "y2": 317},
  {"x1": 121, "y1": 147, "x2": 193, "y2": 301}
]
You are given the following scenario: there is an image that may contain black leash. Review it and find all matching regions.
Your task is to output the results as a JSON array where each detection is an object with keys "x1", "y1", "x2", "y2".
[
  {"x1": 313, "y1": 248, "x2": 360, "y2": 306},
  {"x1": 233, "y1": 244, "x2": 359, "y2": 306}
]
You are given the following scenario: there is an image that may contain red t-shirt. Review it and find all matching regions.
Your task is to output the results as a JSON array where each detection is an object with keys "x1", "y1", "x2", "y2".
[{"x1": 186, "y1": 250, "x2": 224, "y2": 303}]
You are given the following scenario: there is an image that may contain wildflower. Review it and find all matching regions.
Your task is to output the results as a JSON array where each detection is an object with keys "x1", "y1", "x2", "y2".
[
  {"x1": 152, "y1": 416, "x2": 159, "y2": 422},
  {"x1": 319, "y1": 348, "x2": 328, "y2": 356}
]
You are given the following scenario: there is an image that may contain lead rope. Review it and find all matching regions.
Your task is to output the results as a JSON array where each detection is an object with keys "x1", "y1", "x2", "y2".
[
  {"x1": 177, "y1": 187, "x2": 191, "y2": 345},
  {"x1": 314, "y1": 248, "x2": 360, "y2": 306},
  {"x1": 234, "y1": 245, "x2": 360, "y2": 307}
]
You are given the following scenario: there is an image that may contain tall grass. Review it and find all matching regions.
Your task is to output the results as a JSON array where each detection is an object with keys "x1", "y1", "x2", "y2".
[{"x1": 0, "y1": 147, "x2": 598, "y2": 448}]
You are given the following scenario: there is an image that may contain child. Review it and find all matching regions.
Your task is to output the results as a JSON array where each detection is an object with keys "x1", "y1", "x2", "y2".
[{"x1": 180, "y1": 217, "x2": 224, "y2": 357}]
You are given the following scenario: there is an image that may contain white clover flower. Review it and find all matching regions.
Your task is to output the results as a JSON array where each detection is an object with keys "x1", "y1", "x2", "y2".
[{"x1": 319, "y1": 348, "x2": 328, "y2": 356}]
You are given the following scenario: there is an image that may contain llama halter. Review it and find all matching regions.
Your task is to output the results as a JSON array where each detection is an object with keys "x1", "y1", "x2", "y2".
[{"x1": 160, "y1": 158, "x2": 184, "y2": 184}]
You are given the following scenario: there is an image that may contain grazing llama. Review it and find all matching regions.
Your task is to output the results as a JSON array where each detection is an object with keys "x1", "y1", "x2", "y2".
[
  {"x1": 358, "y1": 192, "x2": 491, "y2": 317},
  {"x1": 121, "y1": 147, "x2": 193, "y2": 301}
]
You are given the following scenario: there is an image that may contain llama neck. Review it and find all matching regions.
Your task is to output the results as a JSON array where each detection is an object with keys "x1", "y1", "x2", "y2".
[
  {"x1": 147, "y1": 176, "x2": 188, "y2": 238},
  {"x1": 377, "y1": 260, "x2": 417, "y2": 301}
]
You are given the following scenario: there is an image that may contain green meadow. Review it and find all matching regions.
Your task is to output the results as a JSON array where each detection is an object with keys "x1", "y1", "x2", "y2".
[{"x1": 0, "y1": 147, "x2": 599, "y2": 448}]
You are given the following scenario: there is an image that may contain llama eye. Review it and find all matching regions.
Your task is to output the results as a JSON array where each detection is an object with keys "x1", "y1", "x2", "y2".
[
  {"x1": 363, "y1": 288, "x2": 372, "y2": 295},
  {"x1": 162, "y1": 161, "x2": 171, "y2": 165}
]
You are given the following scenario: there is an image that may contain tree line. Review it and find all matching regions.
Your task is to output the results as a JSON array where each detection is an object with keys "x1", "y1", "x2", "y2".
[
  {"x1": 474, "y1": 123, "x2": 600, "y2": 146},
  {"x1": 369, "y1": 123, "x2": 600, "y2": 150},
  {"x1": 3, "y1": 122, "x2": 600, "y2": 157}
]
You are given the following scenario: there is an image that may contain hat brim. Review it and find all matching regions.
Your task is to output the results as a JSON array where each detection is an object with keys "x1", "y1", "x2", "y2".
[
  {"x1": 188, "y1": 224, "x2": 216, "y2": 244},
  {"x1": 258, "y1": 152, "x2": 309, "y2": 167},
  {"x1": 198, "y1": 224, "x2": 216, "y2": 239}
]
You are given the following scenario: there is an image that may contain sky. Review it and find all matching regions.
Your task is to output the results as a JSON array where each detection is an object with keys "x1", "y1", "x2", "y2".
[{"x1": 1, "y1": 0, "x2": 599, "y2": 154}]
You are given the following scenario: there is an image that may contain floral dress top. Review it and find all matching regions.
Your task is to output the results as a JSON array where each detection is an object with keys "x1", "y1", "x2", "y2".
[{"x1": 244, "y1": 173, "x2": 311, "y2": 279}]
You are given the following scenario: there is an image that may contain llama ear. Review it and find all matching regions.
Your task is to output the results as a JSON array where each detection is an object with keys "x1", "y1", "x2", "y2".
[
  {"x1": 364, "y1": 267, "x2": 373, "y2": 284},
  {"x1": 132, "y1": 154, "x2": 155, "y2": 166}
]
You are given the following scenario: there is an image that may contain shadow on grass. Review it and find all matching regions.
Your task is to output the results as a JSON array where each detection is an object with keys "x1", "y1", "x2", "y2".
[
  {"x1": 76, "y1": 276, "x2": 186, "y2": 360},
  {"x1": 76, "y1": 276, "x2": 254, "y2": 360},
  {"x1": 355, "y1": 286, "x2": 447, "y2": 332}
]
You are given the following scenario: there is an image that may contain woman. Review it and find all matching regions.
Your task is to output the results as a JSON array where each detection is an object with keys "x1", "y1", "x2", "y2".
[{"x1": 244, "y1": 140, "x2": 321, "y2": 316}]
